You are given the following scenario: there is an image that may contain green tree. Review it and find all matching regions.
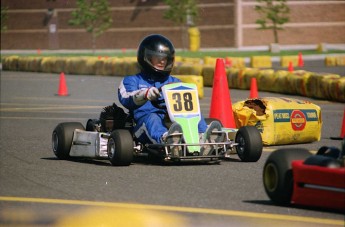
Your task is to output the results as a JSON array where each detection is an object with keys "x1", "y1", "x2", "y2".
[
  {"x1": 255, "y1": 0, "x2": 290, "y2": 44},
  {"x1": 1, "y1": 6, "x2": 8, "y2": 32},
  {"x1": 163, "y1": 0, "x2": 199, "y2": 50},
  {"x1": 69, "y1": 0, "x2": 113, "y2": 53}
]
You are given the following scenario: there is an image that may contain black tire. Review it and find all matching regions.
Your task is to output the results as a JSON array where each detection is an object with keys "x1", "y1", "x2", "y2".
[
  {"x1": 235, "y1": 126, "x2": 263, "y2": 162},
  {"x1": 52, "y1": 122, "x2": 85, "y2": 159},
  {"x1": 263, "y1": 148, "x2": 311, "y2": 205},
  {"x1": 108, "y1": 129, "x2": 133, "y2": 166}
]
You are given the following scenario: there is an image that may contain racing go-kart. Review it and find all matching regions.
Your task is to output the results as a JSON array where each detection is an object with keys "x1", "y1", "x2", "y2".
[
  {"x1": 52, "y1": 83, "x2": 263, "y2": 166},
  {"x1": 263, "y1": 139, "x2": 345, "y2": 212}
]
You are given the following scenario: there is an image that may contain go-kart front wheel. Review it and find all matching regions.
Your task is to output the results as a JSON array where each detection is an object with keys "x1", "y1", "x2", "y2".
[
  {"x1": 52, "y1": 122, "x2": 85, "y2": 159},
  {"x1": 235, "y1": 126, "x2": 263, "y2": 162},
  {"x1": 263, "y1": 148, "x2": 311, "y2": 205},
  {"x1": 108, "y1": 129, "x2": 133, "y2": 166}
]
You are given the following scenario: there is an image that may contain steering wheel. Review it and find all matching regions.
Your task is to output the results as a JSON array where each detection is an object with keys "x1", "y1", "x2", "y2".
[
  {"x1": 150, "y1": 87, "x2": 166, "y2": 109},
  {"x1": 150, "y1": 82, "x2": 179, "y2": 109}
]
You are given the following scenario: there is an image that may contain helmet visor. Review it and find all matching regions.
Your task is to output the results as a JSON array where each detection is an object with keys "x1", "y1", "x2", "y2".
[{"x1": 144, "y1": 48, "x2": 174, "y2": 72}]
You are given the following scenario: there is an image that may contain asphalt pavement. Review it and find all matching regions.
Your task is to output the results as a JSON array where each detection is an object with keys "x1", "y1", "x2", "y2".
[{"x1": 0, "y1": 71, "x2": 344, "y2": 226}]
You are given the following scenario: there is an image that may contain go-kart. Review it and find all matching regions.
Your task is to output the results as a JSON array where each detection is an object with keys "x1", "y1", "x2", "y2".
[
  {"x1": 52, "y1": 82, "x2": 263, "y2": 166},
  {"x1": 263, "y1": 140, "x2": 345, "y2": 212}
]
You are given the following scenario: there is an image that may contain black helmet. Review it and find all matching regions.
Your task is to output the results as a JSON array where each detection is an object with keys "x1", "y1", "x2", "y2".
[{"x1": 137, "y1": 34, "x2": 175, "y2": 80}]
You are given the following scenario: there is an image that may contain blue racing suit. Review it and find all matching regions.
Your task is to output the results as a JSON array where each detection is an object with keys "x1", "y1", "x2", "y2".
[{"x1": 118, "y1": 72, "x2": 207, "y2": 144}]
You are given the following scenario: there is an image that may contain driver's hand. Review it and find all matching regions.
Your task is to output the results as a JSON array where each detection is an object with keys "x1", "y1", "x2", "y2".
[{"x1": 145, "y1": 87, "x2": 160, "y2": 101}]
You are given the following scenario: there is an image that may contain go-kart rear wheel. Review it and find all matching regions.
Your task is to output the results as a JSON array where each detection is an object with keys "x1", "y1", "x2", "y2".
[
  {"x1": 235, "y1": 126, "x2": 262, "y2": 162},
  {"x1": 263, "y1": 148, "x2": 311, "y2": 205},
  {"x1": 52, "y1": 122, "x2": 85, "y2": 160},
  {"x1": 108, "y1": 129, "x2": 133, "y2": 166}
]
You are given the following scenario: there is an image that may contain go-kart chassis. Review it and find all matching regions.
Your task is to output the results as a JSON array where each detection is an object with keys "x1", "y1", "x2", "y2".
[
  {"x1": 67, "y1": 126, "x2": 238, "y2": 163},
  {"x1": 145, "y1": 130, "x2": 238, "y2": 162}
]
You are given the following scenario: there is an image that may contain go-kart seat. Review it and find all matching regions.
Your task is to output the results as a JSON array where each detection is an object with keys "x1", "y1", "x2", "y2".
[{"x1": 303, "y1": 146, "x2": 344, "y2": 168}]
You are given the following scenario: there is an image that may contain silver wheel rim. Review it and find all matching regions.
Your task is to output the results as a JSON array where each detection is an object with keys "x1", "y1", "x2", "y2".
[
  {"x1": 108, "y1": 138, "x2": 115, "y2": 159},
  {"x1": 236, "y1": 135, "x2": 245, "y2": 157}
]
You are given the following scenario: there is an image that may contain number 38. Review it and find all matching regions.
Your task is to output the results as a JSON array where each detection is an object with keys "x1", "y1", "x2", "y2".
[{"x1": 172, "y1": 92, "x2": 193, "y2": 111}]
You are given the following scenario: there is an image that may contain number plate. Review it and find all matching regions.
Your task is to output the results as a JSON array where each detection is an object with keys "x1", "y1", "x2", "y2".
[
  {"x1": 162, "y1": 83, "x2": 201, "y2": 121},
  {"x1": 165, "y1": 90, "x2": 198, "y2": 115},
  {"x1": 162, "y1": 83, "x2": 202, "y2": 152}
]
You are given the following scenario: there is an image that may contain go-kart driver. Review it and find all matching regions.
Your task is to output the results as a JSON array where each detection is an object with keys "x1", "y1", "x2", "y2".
[{"x1": 118, "y1": 34, "x2": 216, "y2": 146}]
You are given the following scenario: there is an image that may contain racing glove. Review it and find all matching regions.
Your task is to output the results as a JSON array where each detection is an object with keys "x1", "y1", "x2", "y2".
[{"x1": 133, "y1": 87, "x2": 160, "y2": 105}]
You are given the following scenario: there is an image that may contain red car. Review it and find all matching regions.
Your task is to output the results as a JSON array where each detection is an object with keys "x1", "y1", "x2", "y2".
[{"x1": 263, "y1": 140, "x2": 345, "y2": 212}]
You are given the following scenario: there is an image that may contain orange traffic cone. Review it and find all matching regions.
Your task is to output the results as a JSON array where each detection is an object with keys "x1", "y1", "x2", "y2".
[
  {"x1": 288, "y1": 61, "x2": 294, "y2": 72},
  {"x1": 209, "y1": 58, "x2": 236, "y2": 128},
  {"x1": 298, "y1": 52, "x2": 304, "y2": 67},
  {"x1": 331, "y1": 108, "x2": 345, "y2": 140},
  {"x1": 249, "y1": 77, "x2": 259, "y2": 98},
  {"x1": 56, "y1": 72, "x2": 69, "y2": 96}
]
